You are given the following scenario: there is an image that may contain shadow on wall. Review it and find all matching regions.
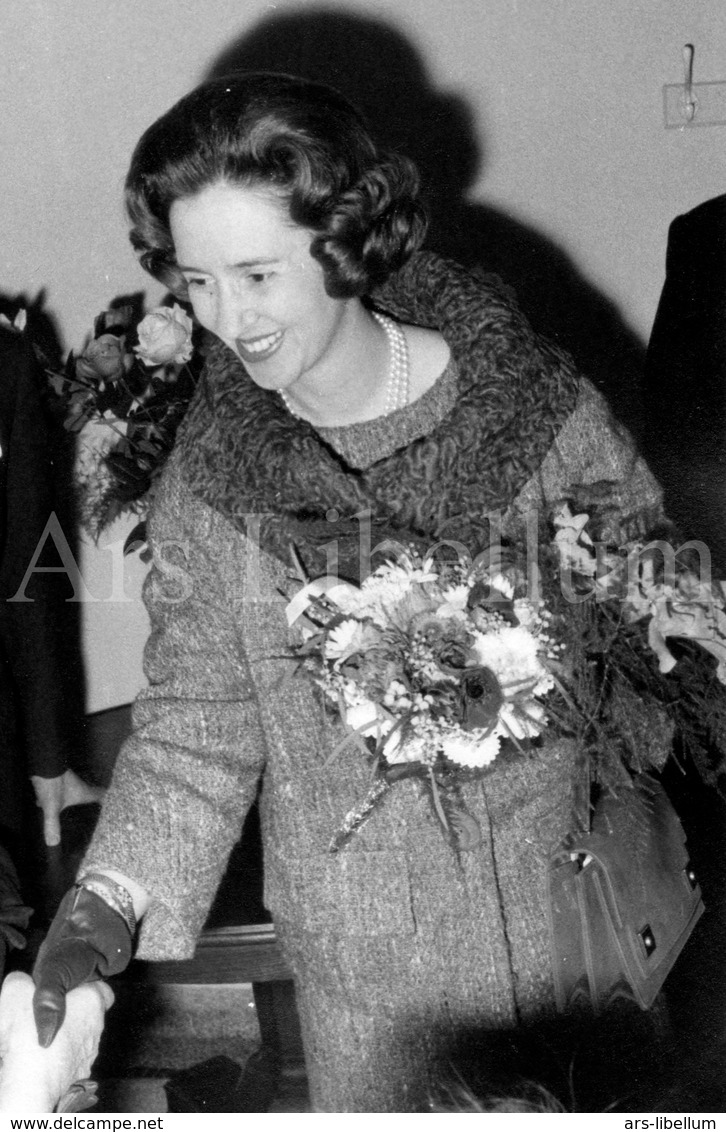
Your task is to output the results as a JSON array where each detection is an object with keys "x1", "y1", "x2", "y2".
[{"x1": 207, "y1": 7, "x2": 646, "y2": 440}]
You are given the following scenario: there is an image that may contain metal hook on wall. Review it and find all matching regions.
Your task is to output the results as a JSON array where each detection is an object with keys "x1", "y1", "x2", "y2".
[
  {"x1": 664, "y1": 43, "x2": 726, "y2": 129},
  {"x1": 682, "y1": 43, "x2": 698, "y2": 122}
]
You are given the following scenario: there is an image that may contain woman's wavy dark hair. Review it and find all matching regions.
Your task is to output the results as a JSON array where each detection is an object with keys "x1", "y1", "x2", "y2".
[{"x1": 125, "y1": 71, "x2": 428, "y2": 299}]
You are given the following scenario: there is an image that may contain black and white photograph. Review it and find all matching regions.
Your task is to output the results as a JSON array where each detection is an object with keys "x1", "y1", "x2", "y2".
[{"x1": 0, "y1": 1, "x2": 724, "y2": 1119}]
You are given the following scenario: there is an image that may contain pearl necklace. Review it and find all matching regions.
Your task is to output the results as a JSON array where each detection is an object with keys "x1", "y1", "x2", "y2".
[
  {"x1": 372, "y1": 310, "x2": 410, "y2": 417},
  {"x1": 278, "y1": 310, "x2": 410, "y2": 420}
]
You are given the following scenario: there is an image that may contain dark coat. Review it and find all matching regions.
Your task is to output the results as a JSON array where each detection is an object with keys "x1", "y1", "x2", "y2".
[
  {"x1": 0, "y1": 326, "x2": 74, "y2": 837},
  {"x1": 643, "y1": 194, "x2": 726, "y2": 572}
]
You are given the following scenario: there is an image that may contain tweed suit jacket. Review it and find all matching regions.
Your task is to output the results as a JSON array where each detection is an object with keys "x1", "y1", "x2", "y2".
[{"x1": 82, "y1": 264, "x2": 662, "y2": 1109}]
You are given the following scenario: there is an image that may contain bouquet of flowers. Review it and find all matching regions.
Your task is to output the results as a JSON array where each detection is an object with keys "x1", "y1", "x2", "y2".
[
  {"x1": 289, "y1": 551, "x2": 560, "y2": 767},
  {"x1": 44, "y1": 300, "x2": 204, "y2": 538},
  {"x1": 288, "y1": 505, "x2": 726, "y2": 852}
]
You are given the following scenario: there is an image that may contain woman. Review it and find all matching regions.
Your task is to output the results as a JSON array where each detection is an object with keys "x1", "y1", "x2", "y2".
[{"x1": 31, "y1": 73, "x2": 663, "y2": 1111}]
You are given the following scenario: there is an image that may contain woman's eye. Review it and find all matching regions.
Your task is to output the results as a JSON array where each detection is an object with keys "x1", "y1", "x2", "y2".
[{"x1": 249, "y1": 272, "x2": 271, "y2": 284}]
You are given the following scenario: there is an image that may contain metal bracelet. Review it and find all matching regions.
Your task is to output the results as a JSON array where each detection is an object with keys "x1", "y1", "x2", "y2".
[{"x1": 76, "y1": 872, "x2": 137, "y2": 938}]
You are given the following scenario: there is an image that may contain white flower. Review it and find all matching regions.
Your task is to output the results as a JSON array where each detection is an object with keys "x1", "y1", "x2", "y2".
[
  {"x1": 368, "y1": 555, "x2": 437, "y2": 588},
  {"x1": 436, "y1": 583, "x2": 469, "y2": 621},
  {"x1": 383, "y1": 680, "x2": 411, "y2": 709},
  {"x1": 324, "y1": 619, "x2": 365, "y2": 661},
  {"x1": 326, "y1": 581, "x2": 385, "y2": 623},
  {"x1": 338, "y1": 556, "x2": 437, "y2": 625},
  {"x1": 471, "y1": 625, "x2": 553, "y2": 697},
  {"x1": 441, "y1": 729, "x2": 501, "y2": 768},
  {"x1": 553, "y1": 502, "x2": 596, "y2": 576},
  {"x1": 344, "y1": 699, "x2": 386, "y2": 737},
  {"x1": 134, "y1": 304, "x2": 193, "y2": 366},
  {"x1": 325, "y1": 581, "x2": 361, "y2": 609},
  {"x1": 488, "y1": 573, "x2": 514, "y2": 600},
  {"x1": 440, "y1": 583, "x2": 468, "y2": 605}
]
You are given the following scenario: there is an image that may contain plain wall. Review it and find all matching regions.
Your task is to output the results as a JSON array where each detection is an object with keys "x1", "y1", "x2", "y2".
[{"x1": 3, "y1": 0, "x2": 726, "y2": 710}]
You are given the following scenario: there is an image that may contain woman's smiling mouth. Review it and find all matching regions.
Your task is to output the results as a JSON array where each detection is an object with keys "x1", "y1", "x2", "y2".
[{"x1": 235, "y1": 330, "x2": 284, "y2": 363}]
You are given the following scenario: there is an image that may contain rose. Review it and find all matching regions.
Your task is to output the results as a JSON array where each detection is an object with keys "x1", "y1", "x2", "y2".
[
  {"x1": 134, "y1": 304, "x2": 193, "y2": 366},
  {"x1": 75, "y1": 334, "x2": 127, "y2": 382}
]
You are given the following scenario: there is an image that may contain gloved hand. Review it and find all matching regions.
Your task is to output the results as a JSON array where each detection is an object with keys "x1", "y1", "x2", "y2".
[{"x1": 32, "y1": 886, "x2": 132, "y2": 1048}]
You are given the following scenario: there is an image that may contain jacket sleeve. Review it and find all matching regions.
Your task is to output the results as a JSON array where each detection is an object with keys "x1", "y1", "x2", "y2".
[
  {"x1": 81, "y1": 458, "x2": 269, "y2": 959},
  {"x1": 642, "y1": 204, "x2": 726, "y2": 571},
  {"x1": 643, "y1": 208, "x2": 726, "y2": 452}
]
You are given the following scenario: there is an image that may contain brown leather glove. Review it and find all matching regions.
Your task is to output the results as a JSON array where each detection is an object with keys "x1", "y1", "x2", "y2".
[{"x1": 32, "y1": 886, "x2": 132, "y2": 1048}]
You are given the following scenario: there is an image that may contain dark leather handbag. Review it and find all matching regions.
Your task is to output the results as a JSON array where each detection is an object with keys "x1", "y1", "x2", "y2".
[{"x1": 547, "y1": 774, "x2": 704, "y2": 1013}]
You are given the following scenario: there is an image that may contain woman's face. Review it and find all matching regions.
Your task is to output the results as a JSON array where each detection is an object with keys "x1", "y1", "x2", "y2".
[{"x1": 169, "y1": 180, "x2": 352, "y2": 396}]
